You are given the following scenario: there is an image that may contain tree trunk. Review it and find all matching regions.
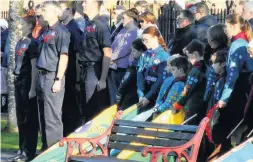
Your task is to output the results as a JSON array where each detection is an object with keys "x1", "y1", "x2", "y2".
[{"x1": 7, "y1": 0, "x2": 23, "y2": 133}]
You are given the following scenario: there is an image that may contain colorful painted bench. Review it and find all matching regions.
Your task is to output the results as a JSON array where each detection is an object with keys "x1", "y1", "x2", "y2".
[{"x1": 59, "y1": 111, "x2": 209, "y2": 162}]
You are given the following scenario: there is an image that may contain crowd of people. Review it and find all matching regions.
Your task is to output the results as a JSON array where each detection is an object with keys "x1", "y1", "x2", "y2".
[{"x1": 1, "y1": 0, "x2": 253, "y2": 161}]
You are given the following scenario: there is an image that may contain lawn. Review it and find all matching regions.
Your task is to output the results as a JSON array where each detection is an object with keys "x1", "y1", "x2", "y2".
[{"x1": 1, "y1": 119, "x2": 42, "y2": 151}]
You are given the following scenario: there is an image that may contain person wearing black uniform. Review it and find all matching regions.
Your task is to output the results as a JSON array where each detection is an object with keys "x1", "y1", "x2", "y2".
[
  {"x1": 37, "y1": 1, "x2": 70, "y2": 149},
  {"x1": 59, "y1": 1, "x2": 83, "y2": 136},
  {"x1": 79, "y1": 0, "x2": 111, "y2": 122},
  {"x1": 9, "y1": 16, "x2": 39, "y2": 162}
]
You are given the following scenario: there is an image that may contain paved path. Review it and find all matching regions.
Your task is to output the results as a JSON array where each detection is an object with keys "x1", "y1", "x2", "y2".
[{"x1": 1, "y1": 151, "x2": 17, "y2": 162}]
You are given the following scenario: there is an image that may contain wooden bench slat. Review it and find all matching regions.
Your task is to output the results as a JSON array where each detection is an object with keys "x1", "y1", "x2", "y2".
[
  {"x1": 114, "y1": 120, "x2": 198, "y2": 132},
  {"x1": 109, "y1": 134, "x2": 186, "y2": 147},
  {"x1": 108, "y1": 142, "x2": 145, "y2": 152},
  {"x1": 112, "y1": 126, "x2": 195, "y2": 141}
]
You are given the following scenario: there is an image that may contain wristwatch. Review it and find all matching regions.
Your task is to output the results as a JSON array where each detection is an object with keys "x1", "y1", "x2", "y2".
[{"x1": 54, "y1": 77, "x2": 60, "y2": 81}]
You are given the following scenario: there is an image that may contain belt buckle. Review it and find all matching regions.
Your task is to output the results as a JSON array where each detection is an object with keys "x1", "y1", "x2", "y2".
[{"x1": 38, "y1": 69, "x2": 47, "y2": 75}]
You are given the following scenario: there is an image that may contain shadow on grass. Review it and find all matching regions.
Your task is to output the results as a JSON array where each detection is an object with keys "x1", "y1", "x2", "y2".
[{"x1": 1, "y1": 119, "x2": 42, "y2": 152}]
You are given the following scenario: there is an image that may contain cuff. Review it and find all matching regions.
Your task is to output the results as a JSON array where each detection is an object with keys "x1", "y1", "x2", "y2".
[{"x1": 173, "y1": 102, "x2": 183, "y2": 110}]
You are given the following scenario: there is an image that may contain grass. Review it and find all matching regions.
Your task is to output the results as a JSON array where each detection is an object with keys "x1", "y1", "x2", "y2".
[{"x1": 1, "y1": 119, "x2": 42, "y2": 152}]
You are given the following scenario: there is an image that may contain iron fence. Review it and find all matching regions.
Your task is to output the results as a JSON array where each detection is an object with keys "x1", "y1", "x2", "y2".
[
  {"x1": 158, "y1": 1, "x2": 234, "y2": 43},
  {"x1": 1, "y1": 11, "x2": 9, "y2": 20}
]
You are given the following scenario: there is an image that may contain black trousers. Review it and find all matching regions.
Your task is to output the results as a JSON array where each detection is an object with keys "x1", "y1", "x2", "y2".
[
  {"x1": 15, "y1": 79, "x2": 38, "y2": 158},
  {"x1": 211, "y1": 73, "x2": 252, "y2": 152},
  {"x1": 80, "y1": 64, "x2": 110, "y2": 122},
  {"x1": 37, "y1": 71, "x2": 65, "y2": 149},
  {"x1": 107, "y1": 68, "x2": 127, "y2": 105},
  {"x1": 62, "y1": 73, "x2": 81, "y2": 137}
]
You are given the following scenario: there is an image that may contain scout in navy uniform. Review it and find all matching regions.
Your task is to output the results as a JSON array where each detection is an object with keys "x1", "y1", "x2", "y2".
[
  {"x1": 172, "y1": 39, "x2": 207, "y2": 125},
  {"x1": 116, "y1": 39, "x2": 147, "y2": 110},
  {"x1": 137, "y1": 26, "x2": 170, "y2": 112},
  {"x1": 37, "y1": 1, "x2": 70, "y2": 149},
  {"x1": 204, "y1": 50, "x2": 227, "y2": 111},
  {"x1": 11, "y1": 16, "x2": 39, "y2": 162},
  {"x1": 203, "y1": 50, "x2": 229, "y2": 149},
  {"x1": 79, "y1": 0, "x2": 112, "y2": 122},
  {"x1": 154, "y1": 57, "x2": 189, "y2": 114},
  {"x1": 59, "y1": 1, "x2": 83, "y2": 136},
  {"x1": 215, "y1": 14, "x2": 253, "y2": 152}
]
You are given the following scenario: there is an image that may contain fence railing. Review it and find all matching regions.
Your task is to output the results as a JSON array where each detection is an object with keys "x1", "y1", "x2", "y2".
[
  {"x1": 158, "y1": 1, "x2": 234, "y2": 43},
  {"x1": 1, "y1": 10, "x2": 9, "y2": 20},
  {"x1": 158, "y1": 7, "x2": 233, "y2": 43}
]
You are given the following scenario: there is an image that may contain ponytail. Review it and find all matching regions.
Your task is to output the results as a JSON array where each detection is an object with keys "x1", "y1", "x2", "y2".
[
  {"x1": 226, "y1": 14, "x2": 253, "y2": 42},
  {"x1": 158, "y1": 36, "x2": 168, "y2": 52},
  {"x1": 243, "y1": 20, "x2": 253, "y2": 41},
  {"x1": 143, "y1": 26, "x2": 168, "y2": 52}
]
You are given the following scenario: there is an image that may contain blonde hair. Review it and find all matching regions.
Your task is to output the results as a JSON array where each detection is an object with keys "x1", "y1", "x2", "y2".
[{"x1": 226, "y1": 14, "x2": 253, "y2": 41}]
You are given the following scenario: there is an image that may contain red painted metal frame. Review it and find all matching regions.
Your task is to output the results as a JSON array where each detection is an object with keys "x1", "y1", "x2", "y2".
[
  {"x1": 141, "y1": 117, "x2": 209, "y2": 162},
  {"x1": 59, "y1": 111, "x2": 123, "y2": 162}
]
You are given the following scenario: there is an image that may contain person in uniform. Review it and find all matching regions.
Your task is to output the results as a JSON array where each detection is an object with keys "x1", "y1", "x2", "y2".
[
  {"x1": 172, "y1": 39, "x2": 207, "y2": 125},
  {"x1": 9, "y1": 16, "x2": 39, "y2": 162},
  {"x1": 37, "y1": 1, "x2": 70, "y2": 149},
  {"x1": 154, "y1": 57, "x2": 189, "y2": 114},
  {"x1": 116, "y1": 38, "x2": 147, "y2": 110},
  {"x1": 79, "y1": 0, "x2": 112, "y2": 122},
  {"x1": 216, "y1": 14, "x2": 253, "y2": 152},
  {"x1": 59, "y1": 1, "x2": 83, "y2": 136},
  {"x1": 137, "y1": 26, "x2": 169, "y2": 113},
  {"x1": 203, "y1": 50, "x2": 227, "y2": 152}
]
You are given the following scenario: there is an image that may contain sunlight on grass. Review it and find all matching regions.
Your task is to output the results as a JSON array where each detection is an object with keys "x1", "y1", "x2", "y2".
[{"x1": 1, "y1": 119, "x2": 42, "y2": 151}]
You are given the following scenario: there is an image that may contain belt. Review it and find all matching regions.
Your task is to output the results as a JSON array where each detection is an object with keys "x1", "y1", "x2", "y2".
[{"x1": 38, "y1": 69, "x2": 50, "y2": 75}]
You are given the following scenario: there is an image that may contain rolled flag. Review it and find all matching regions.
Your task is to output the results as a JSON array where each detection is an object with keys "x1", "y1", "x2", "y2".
[{"x1": 132, "y1": 108, "x2": 157, "y2": 121}]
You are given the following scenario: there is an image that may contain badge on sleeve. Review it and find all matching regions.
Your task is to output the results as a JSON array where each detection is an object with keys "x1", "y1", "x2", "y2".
[
  {"x1": 154, "y1": 59, "x2": 160, "y2": 64},
  {"x1": 17, "y1": 44, "x2": 27, "y2": 55}
]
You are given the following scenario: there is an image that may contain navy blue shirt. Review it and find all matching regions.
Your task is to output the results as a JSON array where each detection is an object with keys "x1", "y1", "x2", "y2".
[
  {"x1": 79, "y1": 16, "x2": 111, "y2": 62},
  {"x1": 14, "y1": 34, "x2": 40, "y2": 81},
  {"x1": 37, "y1": 22, "x2": 70, "y2": 71}
]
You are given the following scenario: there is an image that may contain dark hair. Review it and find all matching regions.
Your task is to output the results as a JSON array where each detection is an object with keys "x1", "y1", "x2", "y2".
[
  {"x1": 185, "y1": 39, "x2": 205, "y2": 57},
  {"x1": 208, "y1": 24, "x2": 229, "y2": 49},
  {"x1": 195, "y1": 2, "x2": 209, "y2": 16},
  {"x1": 226, "y1": 14, "x2": 252, "y2": 41},
  {"x1": 180, "y1": 10, "x2": 195, "y2": 24},
  {"x1": 132, "y1": 38, "x2": 147, "y2": 52},
  {"x1": 60, "y1": 1, "x2": 76, "y2": 16},
  {"x1": 212, "y1": 50, "x2": 227, "y2": 64},
  {"x1": 23, "y1": 15, "x2": 36, "y2": 29},
  {"x1": 143, "y1": 26, "x2": 168, "y2": 52},
  {"x1": 124, "y1": 8, "x2": 139, "y2": 23},
  {"x1": 170, "y1": 57, "x2": 189, "y2": 74}
]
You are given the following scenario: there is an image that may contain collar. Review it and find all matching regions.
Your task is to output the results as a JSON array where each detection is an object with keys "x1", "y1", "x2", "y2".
[
  {"x1": 174, "y1": 76, "x2": 186, "y2": 83},
  {"x1": 49, "y1": 21, "x2": 60, "y2": 30},
  {"x1": 124, "y1": 22, "x2": 137, "y2": 31},
  {"x1": 150, "y1": 45, "x2": 163, "y2": 54},
  {"x1": 193, "y1": 60, "x2": 204, "y2": 69},
  {"x1": 232, "y1": 32, "x2": 248, "y2": 42},
  {"x1": 66, "y1": 19, "x2": 75, "y2": 27}
]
